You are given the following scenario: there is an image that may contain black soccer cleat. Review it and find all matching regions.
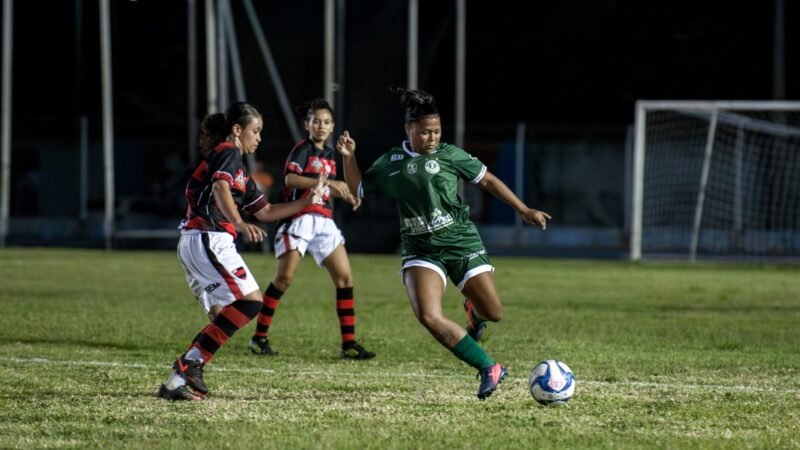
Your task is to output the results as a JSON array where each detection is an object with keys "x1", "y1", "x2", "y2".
[
  {"x1": 249, "y1": 337, "x2": 277, "y2": 356},
  {"x1": 476, "y1": 363, "x2": 508, "y2": 400},
  {"x1": 341, "y1": 341, "x2": 376, "y2": 360},
  {"x1": 157, "y1": 383, "x2": 204, "y2": 401},
  {"x1": 173, "y1": 356, "x2": 208, "y2": 395}
]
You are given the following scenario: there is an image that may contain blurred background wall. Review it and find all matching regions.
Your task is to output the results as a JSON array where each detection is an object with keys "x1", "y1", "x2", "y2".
[{"x1": 1, "y1": 0, "x2": 796, "y2": 256}]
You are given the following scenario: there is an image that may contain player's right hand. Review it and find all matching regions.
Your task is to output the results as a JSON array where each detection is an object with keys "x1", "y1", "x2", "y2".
[
  {"x1": 237, "y1": 222, "x2": 266, "y2": 243},
  {"x1": 326, "y1": 179, "x2": 352, "y2": 199}
]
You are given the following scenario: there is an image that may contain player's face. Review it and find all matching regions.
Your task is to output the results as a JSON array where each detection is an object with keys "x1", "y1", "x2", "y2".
[
  {"x1": 237, "y1": 116, "x2": 263, "y2": 154},
  {"x1": 405, "y1": 115, "x2": 441, "y2": 154},
  {"x1": 305, "y1": 109, "x2": 334, "y2": 146}
]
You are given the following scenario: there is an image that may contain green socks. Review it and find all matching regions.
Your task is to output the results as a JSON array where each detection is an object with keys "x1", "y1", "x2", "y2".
[{"x1": 450, "y1": 334, "x2": 495, "y2": 370}]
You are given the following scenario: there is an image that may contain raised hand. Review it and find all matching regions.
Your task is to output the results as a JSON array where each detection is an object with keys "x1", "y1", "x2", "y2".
[{"x1": 336, "y1": 131, "x2": 356, "y2": 157}]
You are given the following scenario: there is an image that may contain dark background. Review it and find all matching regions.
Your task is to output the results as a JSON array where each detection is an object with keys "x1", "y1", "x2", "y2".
[{"x1": 3, "y1": 0, "x2": 798, "y2": 250}]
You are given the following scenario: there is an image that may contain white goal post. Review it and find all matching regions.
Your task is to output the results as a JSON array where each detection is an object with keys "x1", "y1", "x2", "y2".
[{"x1": 631, "y1": 100, "x2": 800, "y2": 261}]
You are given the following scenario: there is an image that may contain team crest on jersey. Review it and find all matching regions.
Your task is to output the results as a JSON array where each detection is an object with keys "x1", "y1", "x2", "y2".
[
  {"x1": 232, "y1": 267, "x2": 247, "y2": 280},
  {"x1": 233, "y1": 169, "x2": 247, "y2": 190},
  {"x1": 407, "y1": 162, "x2": 417, "y2": 174},
  {"x1": 391, "y1": 154, "x2": 404, "y2": 162},
  {"x1": 424, "y1": 160, "x2": 440, "y2": 174},
  {"x1": 311, "y1": 159, "x2": 324, "y2": 170}
]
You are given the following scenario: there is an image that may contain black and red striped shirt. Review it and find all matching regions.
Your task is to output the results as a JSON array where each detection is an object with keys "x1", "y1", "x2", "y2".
[
  {"x1": 180, "y1": 141, "x2": 267, "y2": 237},
  {"x1": 283, "y1": 139, "x2": 336, "y2": 219}
]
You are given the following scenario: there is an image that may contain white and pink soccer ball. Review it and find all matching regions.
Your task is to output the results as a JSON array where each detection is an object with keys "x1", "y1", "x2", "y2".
[{"x1": 529, "y1": 359, "x2": 575, "y2": 406}]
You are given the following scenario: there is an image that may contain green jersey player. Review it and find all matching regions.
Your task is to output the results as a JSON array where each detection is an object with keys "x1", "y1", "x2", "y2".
[{"x1": 337, "y1": 89, "x2": 550, "y2": 399}]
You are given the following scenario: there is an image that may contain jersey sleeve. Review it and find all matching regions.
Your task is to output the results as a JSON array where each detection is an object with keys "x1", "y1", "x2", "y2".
[
  {"x1": 242, "y1": 176, "x2": 268, "y2": 214},
  {"x1": 359, "y1": 155, "x2": 387, "y2": 197},
  {"x1": 209, "y1": 146, "x2": 241, "y2": 186},
  {"x1": 284, "y1": 144, "x2": 312, "y2": 176},
  {"x1": 449, "y1": 145, "x2": 487, "y2": 184}
]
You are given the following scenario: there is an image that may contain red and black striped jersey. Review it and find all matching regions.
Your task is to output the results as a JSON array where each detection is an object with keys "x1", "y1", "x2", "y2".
[
  {"x1": 282, "y1": 139, "x2": 336, "y2": 219},
  {"x1": 180, "y1": 141, "x2": 267, "y2": 237}
]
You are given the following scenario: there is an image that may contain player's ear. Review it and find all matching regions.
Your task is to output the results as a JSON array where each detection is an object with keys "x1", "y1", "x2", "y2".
[{"x1": 232, "y1": 124, "x2": 241, "y2": 136}]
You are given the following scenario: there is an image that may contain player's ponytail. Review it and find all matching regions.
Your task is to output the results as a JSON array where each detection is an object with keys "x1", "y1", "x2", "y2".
[{"x1": 198, "y1": 102, "x2": 261, "y2": 159}]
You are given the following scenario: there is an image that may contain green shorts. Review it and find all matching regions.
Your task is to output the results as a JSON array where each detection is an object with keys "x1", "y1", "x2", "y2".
[{"x1": 401, "y1": 246, "x2": 494, "y2": 290}]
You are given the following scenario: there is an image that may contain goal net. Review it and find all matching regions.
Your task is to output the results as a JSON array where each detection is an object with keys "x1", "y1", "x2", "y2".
[{"x1": 631, "y1": 101, "x2": 800, "y2": 261}]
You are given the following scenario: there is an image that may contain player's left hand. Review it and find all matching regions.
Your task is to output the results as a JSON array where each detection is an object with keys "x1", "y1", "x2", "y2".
[{"x1": 520, "y1": 208, "x2": 551, "y2": 230}]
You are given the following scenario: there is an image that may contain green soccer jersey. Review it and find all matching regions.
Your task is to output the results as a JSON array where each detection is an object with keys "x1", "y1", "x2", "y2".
[{"x1": 360, "y1": 141, "x2": 487, "y2": 254}]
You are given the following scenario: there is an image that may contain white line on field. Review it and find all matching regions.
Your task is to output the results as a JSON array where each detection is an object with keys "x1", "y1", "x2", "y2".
[{"x1": 1, "y1": 356, "x2": 797, "y2": 394}]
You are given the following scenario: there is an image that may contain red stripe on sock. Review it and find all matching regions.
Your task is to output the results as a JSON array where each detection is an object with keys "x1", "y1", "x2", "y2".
[
  {"x1": 191, "y1": 343, "x2": 214, "y2": 363},
  {"x1": 205, "y1": 323, "x2": 229, "y2": 347},
  {"x1": 341, "y1": 333, "x2": 355, "y2": 342},
  {"x1": 339, "y1": 316, "x2": 356, "y2": 326},
  {"x1": 264, "y1": 297, "x2": 280, "y2": 309},
  {"x1": 221, "y1": 303, "x2": 250, "y2": 328},
  {"x1": 337, "y1": 299, "x2": 354, "y2": 309}
]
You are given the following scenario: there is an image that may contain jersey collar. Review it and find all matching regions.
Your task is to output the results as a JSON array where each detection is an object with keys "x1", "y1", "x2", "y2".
[{"x1": 402, "y1": 140, "x2": 438, "y2": 157}]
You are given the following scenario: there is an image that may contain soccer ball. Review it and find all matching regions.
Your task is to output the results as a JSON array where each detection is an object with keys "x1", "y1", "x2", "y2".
[{"x1": 529, "y1": 359, "x2": 575, "y2": 406}]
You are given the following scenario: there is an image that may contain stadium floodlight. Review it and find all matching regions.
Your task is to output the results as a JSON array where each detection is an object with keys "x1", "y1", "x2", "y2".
[{"x1": 631, "y1": 100, "x2": 800, "y2": 261}]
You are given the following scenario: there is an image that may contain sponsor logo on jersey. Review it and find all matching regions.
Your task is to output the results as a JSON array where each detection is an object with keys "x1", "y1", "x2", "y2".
[
  {"x1": 407, "y1": 162, "x2": 417, "y2": 174},
  {"x1": 391, "y1": 154, "x2": 404, "y2": 162},
  {"x1": 204, "y1": 282, "x2": 222, "y2": 293},
  {"x1": 429, "y1": 207, "x2": 454, "y2": 229},
  {"x1": 424, "y1": 160, "x2": 440, "y2": 174},
  {"x1": 232, "y1": 267, "x2": 247, "y2": 280},
  {"x1": 311, "y1": 159, "x2": 324, "y2": 170}
]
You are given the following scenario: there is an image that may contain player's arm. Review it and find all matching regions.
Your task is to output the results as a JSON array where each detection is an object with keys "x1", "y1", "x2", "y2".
[
  {"x1": 476, "y1": 171, "x2": 551, "y2": 230},
  {"x1": 212, "y1": 179, "x2": 266, "y2": 242},
  {"x1": 285, "y1": 173, "x2": 352, "y2": 199},
  {"x1": 336, "y1": 131, "x2": 363, "y2": 196},
  {"x1": 285, "y1": 173, "x2": 360, "y2": 211},
  {"x1": 252, "y1": 172, "x2": 328, "y2": 222}
]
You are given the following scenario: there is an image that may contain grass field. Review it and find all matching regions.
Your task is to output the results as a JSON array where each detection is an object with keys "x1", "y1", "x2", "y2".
[{"x1": 1, "y1": 248, "x2": 798, "y2": 449}]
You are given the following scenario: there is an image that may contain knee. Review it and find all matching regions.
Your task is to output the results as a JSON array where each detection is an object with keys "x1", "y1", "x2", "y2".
[
  {"x1": 333, "y1": 273, "x2": 353, "y2": 289},
  {"x1": 416, "y1": 311, "x2": 444, "y2": 330},
  {"x1": 478, "y1": 306, "x2": 503, "y2": 322},
  {"x1": 273, "y1": 273, "x2": 294, "y2": 291},
  {"x1": 485, "y1": 309, "x2": 502, "y2": 322}
]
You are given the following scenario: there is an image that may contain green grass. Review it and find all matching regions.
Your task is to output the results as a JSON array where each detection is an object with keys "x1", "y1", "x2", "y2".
[{"x1": 0, "y1": 248, "x2": 799, "y2": 449}]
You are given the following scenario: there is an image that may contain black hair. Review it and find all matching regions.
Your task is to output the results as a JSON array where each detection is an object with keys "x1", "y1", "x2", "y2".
[
  {"x1": 198, "y1": 102, "x2": 261, "y2": 159},
  {"x1": 295, "y1": 98, "x2": 335, "y2": 121},
  {"x1": 393, "y1": 88, "x2": 439, "y2": 123}
]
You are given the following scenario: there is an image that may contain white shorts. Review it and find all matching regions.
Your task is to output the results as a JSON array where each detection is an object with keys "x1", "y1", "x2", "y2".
[
  {"x1": 273, "y1": 214, "x2": 345, "y2": 266},
  {"x1": 177, "y1": 230, "x2": 260, "y2": 313}
]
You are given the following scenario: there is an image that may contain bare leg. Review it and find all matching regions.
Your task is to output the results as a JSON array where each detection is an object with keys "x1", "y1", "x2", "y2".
[
  {"x1": 322, "y1": 244, "x2": 353, "y2": 288},
  {"x1": 461, "y1": 271, "x2": 502, "y2": 322},
  {"x1": 404, "y1": 266, "x2": 466, "y2": 348},
  {"x1": 273, "y1": 250, "x2": 303, "y2": 292}
]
